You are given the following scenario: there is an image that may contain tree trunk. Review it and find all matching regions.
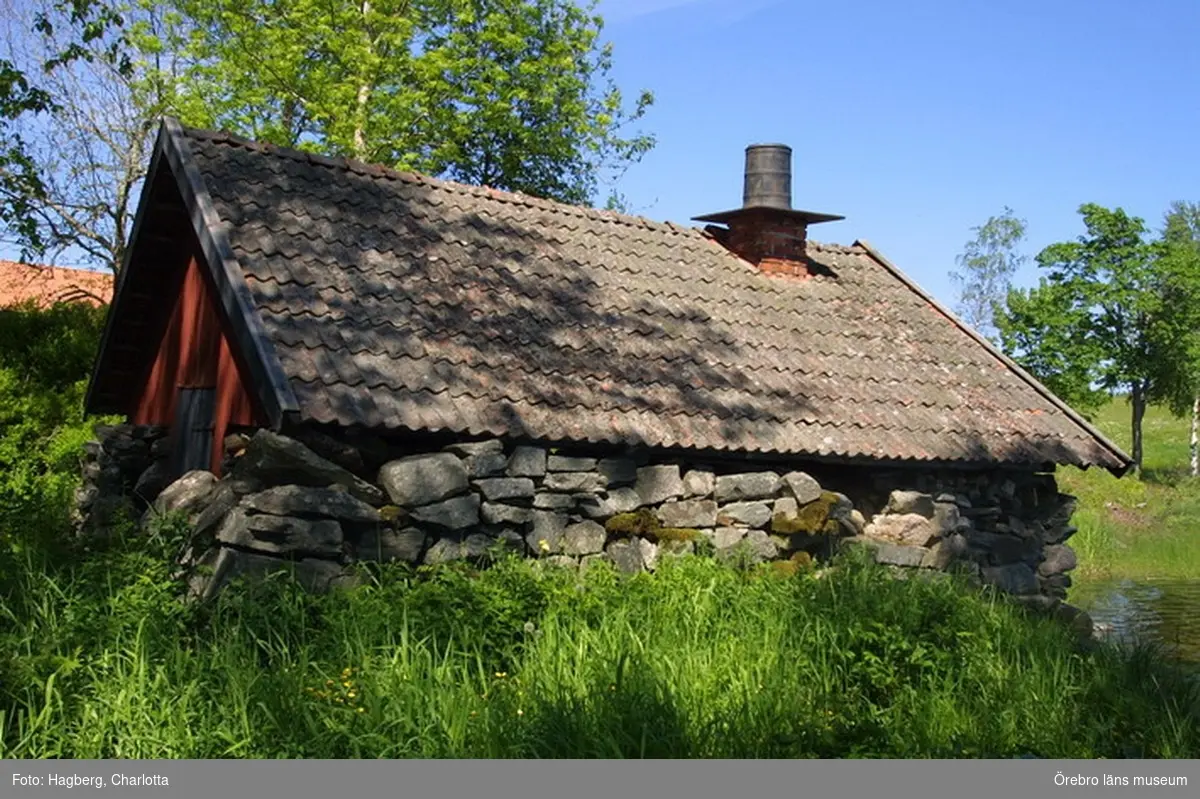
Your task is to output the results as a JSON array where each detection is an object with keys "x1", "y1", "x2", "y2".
[
  {"x1": 352, "y1": 0, "x2": 372, "y2": 160},
  {"x1": 1191, "y1": 394, "x2": 1199, "y2": 478},
  {"x1": 1131, "y1": 384, "x2": 1147, "y2": 478}
]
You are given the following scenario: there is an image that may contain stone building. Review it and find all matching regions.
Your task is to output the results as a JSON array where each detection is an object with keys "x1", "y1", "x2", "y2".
[{"x1": 79, "y1": 119, "x2": 1131, "y2": 609}]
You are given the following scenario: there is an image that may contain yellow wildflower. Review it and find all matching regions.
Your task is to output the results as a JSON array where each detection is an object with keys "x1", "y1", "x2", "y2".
[{"x1": 538, "y1": 539, "x2": 550, "y2": 553}]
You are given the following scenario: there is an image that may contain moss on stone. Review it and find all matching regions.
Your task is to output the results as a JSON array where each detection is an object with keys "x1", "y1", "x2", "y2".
[
  {"x1": 605, "y1": 509, "x2": 661, "y2": 537},
  {"x1": 771, "y1": 560, "x2": 801, "y2": 577},
  {"x1": 652, "y1": 527, "x2": 700, "y2": 543},
  {"x1": 790, "y1": 551, "x2": 814, "y2": 569},
  {"x1": 770, "y1": 491, "x2": 840, "y2": 535}
]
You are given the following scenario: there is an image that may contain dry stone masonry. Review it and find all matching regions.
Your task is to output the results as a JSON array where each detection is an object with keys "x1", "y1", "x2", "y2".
[{"x1": 75, "y1": 423, "x2": 1090, "y2": 629}]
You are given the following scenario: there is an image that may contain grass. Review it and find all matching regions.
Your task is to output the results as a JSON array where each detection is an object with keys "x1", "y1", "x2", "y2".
[
  {"x1": 1, "y1": 522, "x2": 1198, "y2": 759},
  {"x1": 1058, "y1": 398, "x2": 1200, "y2": 581}
]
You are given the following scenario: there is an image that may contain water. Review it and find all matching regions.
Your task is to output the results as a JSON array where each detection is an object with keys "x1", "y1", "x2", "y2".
[{"x1": 1070, "y1": 579, "x2": 1200, "y2": 664}]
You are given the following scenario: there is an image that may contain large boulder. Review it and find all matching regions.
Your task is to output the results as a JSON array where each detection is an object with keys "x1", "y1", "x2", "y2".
[
  {"x1": 243, "y1": 485, "x2": 381, "y2": 523},
  {"x1": 863, "y1": 513, "x2": 938, "y2": 547},
  {"x1": 781, "y1": 471, "x2": 822, "y2": 504},
  {"x1": 635, "y1": 465, "x2": 683, "y2": 505},
  {"x1": 216, "y1": 510, "x2": 343, "y2": 557},
  {"x1": 920, "y1": 533, "x2": 968, "y2": 569},
  {"x1": 883, "y1": 490, "x2": 936, "y2": 519},
  {"x1": 152, "y1": 470, "x2": 218, "y2": 519},
  {"x1": 506, "y1": 446, "x2": 547, "y2": 477},
  {"x1": 409, "y1": 494, "x2": 481, "y2": 530},
  {"x1": 562, "y1": 521, "x2": 607, "y2": 556},
  {"x1": 547, "y1": 455, "x2": 597, "y2": 472},
  {"x1": 466, "y1": 452, "x2": 508, "y2": 478},
  {"x1": 378, "y1": 453, "x2": 469, "y2": 507},
  {"x1": 681, "y1": 469, "x2": 715, "y2": 498},
  {"x1": 606, "y1": 539, "x2": 644, "y2": 573},
  {"x1": 235, "y1": 430, "x2": 384, "y2": 505},
  {"x1": 543, "y1": 472, "x2": 606, "y2": 493},
  {"x1": 716, "y1": 501, "x2": 772, "y2": 528},
  {"x1": 481, "y1": 502, "x2": 534, "y2": 525},
  {"x1": 708, "y1": 527, "x2": 746, "y2": 550},
  {"x1": 656, "y1": 498, "x2": 718, "y2": 528},
  {"x1": 873, "y1": 544, "x2": 927, "y2": 568},
  {"x1": 473, "y1": 477, "x2": 536, "y2": 501},
  {"x1": 714, "y1": 472, "x2": 781, "y2": 502},
  {"x1": 527, "y1": 511, "x2": 569, "y2": 554},
  {"x1": 1038, "y1": 544, "x2": 1078, "y2": 576}
]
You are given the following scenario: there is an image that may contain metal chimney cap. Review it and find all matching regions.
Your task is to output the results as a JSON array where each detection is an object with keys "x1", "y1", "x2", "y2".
[
  {"x1": 691, "y1": 142, "x2": 844, "y2": 226},
  {"x1": 743, "y1": 144, "x2": 792, "y2": 211}
]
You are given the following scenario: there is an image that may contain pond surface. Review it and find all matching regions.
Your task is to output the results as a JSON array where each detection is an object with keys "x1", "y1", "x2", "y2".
[{"x1": 1070, "y1": 579, "x2": 1200, "y2": 664}]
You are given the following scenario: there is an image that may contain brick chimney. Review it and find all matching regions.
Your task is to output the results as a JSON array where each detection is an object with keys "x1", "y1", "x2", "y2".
[{"x1": 694, "y1": 144, "x2": 843, "y2": 277}]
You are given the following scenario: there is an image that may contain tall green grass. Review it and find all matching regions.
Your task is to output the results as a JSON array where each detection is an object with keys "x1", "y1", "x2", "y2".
[
  {"x1": 1059, "y1": 399, "x2": 1200, "y2": 580},
  {"x1": 2, "y1": 525, "x2": 1197, "y2": 759}
]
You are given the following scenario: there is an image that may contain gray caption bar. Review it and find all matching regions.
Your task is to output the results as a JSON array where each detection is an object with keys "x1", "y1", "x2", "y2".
[{"x1": 4, "y1": 760, "x2": 1196, "y2": 799}]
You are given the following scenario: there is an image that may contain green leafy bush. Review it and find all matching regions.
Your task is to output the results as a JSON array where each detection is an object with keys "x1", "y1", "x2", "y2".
[{"x1": 0, "y1": 301, "x2": 112, "y2": 580}]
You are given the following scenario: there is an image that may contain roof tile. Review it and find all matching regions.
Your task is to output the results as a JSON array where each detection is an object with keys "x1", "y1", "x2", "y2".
[{"x1": 174, "y1": 125, "x2": 1130, "y2": 470}]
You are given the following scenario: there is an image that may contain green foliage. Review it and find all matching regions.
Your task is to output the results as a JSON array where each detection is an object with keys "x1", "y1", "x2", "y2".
[
  {"x1": 0, "y1": 0, "x2": 138, "y2": 265},
  {"x1": 996, "y1": 203, "x2": 1200, "y2": 469},
  {"x1": 997, "y1": 278, "x2": 1108, "y2": 414},
  {"x1": 1151, "y1": 201, "x2": 1200, "y2": 418},
  {"x1": 950, "y1": 207, "x2": 1028, "y2": 342},
  {"x1": 3, "y1": 549, "x2": 1199, "y2": 758},
  {"x1": 0, "y1": 301, "x2": 111, "y2": 565},
  {"x1": 159, "y1": 0, "x2": 654, "y2": 206}
]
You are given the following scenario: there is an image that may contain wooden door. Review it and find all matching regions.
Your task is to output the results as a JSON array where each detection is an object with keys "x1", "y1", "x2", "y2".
[{"x1": 169, "y1": 387, "x2": 216, "y2": 477}]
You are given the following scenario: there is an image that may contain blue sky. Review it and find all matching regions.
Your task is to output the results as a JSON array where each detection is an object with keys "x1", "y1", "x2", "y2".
[{"x1": 594, "y1": 0, "x2": 1200, "y2": 306}]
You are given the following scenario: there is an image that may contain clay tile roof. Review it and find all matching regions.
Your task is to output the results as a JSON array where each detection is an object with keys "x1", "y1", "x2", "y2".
[
  {"x1": 0, "y1": 260, "x2": 114, "y2": 308},
  {"x1": 101, "y1": 121, "x2": 1133, "y2": 473}
]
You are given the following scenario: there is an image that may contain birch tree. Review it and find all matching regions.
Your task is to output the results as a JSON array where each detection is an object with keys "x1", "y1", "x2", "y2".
[
  {"x1": 950, "y1": 207, "x2": 1027, "y2": 343},
  {"x1": 0, "y1": 0, "x2": 175, "y2": 272},
  {"x1": 162, "y1": 0, "x2": 655, "y2": 205}
]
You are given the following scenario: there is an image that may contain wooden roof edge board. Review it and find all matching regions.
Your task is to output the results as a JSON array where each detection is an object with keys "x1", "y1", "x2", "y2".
[
  {"x1": 160, "y1": 116, "x2": 300, "y2": 428},
  {"x1": 854, "y1": 238, "x2": 1134, "y2": 477},
  {"x1": 84, "y1": 122, "x2": 170, "y2": 416}
]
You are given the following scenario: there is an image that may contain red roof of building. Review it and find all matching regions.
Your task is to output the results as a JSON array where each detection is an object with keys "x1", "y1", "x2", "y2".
[{"x1": 0, "y1": 259, "x2": 114, "y2": 308}]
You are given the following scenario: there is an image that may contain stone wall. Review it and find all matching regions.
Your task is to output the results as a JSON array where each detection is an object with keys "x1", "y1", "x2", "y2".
[
  {"x1": 74, "y1": 423, "x2": 171, "y2": 537},
  {"x1": 76, "y1": 423, "x2": 1085, "y2": 623}
]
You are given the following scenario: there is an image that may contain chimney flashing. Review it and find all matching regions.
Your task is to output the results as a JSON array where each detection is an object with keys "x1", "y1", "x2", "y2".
[{"x1": 692, "y1": 206, "x2": 845, "y2": 225}]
